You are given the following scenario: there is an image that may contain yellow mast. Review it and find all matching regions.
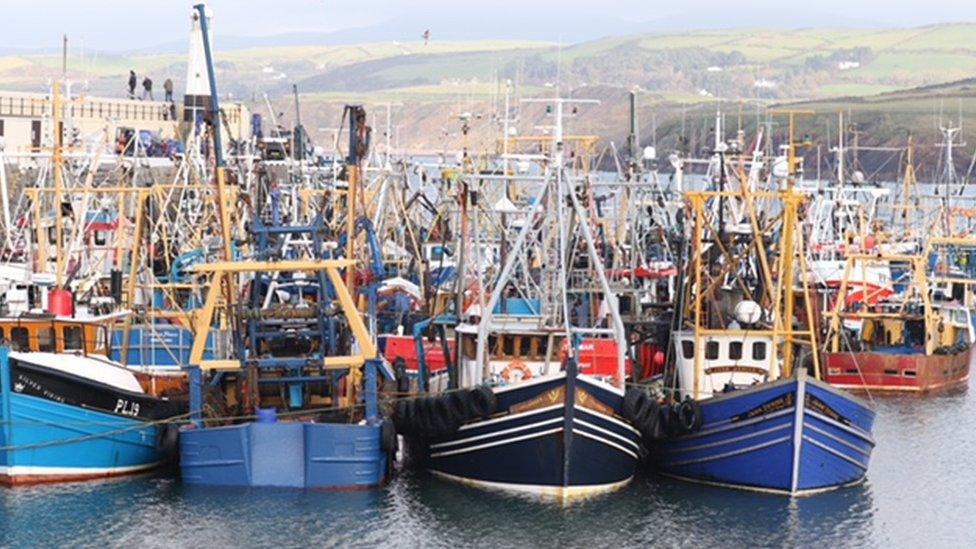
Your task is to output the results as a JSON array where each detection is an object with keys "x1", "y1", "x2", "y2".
[{"x1": 52, "y1": 81, "x2": 65, "y2": 288}]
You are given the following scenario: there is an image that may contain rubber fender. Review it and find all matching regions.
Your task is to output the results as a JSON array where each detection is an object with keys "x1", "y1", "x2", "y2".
[
  {"x1": 446, "y1": 391, "x2": 471, "y2": 423},
  {"x1": 677, "y1": 398, "x2": 704, "y2": 434},
  {"x1": 415, "y1": 397, "x2": 436, "y2": 434},
  {"x1": 660, "y1": 404, "x2": 681, "y2": 438},
  {"x1": 393, "y1": 357, "x2": 410, "y2": 394},
  {"x1": 469, "y1": 386, "x2": 497, "y2": 418},
  {"x1": 155, "y1": 423, "x2": 180, "y2": 459},
  {"x1": 622, "y1": 387, "x2": 648, "y2": 422},
  {"x1": 380, "y1": 420, "x2": 397, "y2": 453},
  {"x1": 393, "y1": 399, "x2": 414, "y2": 435},
  {"x1": 637, "y1": 399, "x2": 663, "y2": 441},
  {"x1": 431, "y1": 396, "x2": 461, "y2": 435}
]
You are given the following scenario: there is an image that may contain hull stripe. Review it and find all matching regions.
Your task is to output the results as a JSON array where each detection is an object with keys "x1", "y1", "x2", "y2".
[
  {"x1": 571, "y1": 428, "x2": 638, "y2": 460},
  {"x1": 662, "y1": 422, "x2": 792, "y2": 455},
  {"x1": 0, "y1": 461, "x2": 161, "y2": 478},
  {"x1": 684, "y1": 407, "x2": 795, "y2": 439},
  {"x1": 805, "y1": 423, "x2": 872, "y2": 457},
  {"x1": 429, "y1": 427, "x2": 562, "y2": 458},
  {"x1": 659, "y1": 471, "x2": 866, "y2": 497},
  {"x1": 456, "y1": 404, "x2": 563, "y2": 432},
  {"x1": 667, "y1": 435, "x2": 791, "y2": 467},
  {"x1": 802, "y1": 435, "x2": 868, "y2": 470},
  {"x1": 573, "y1": 406, "x2": 641, "y2": 436},
  {"x1": 805, "y1": 409, "x2": 875, "y2": 445},
  {"x1": 429, "y1": 469, "x2": 632, "y2": 499},
  {"x1": 430, "y1": 417, "x2": 563, "y2": 450},
  {"x1": 573, "y1": 418, "x2": 640, "y2": 451}
]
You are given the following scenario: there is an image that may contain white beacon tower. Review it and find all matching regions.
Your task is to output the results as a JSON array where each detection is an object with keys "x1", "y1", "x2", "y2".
[{"x1": 184, "y1": 4, "x2": 214, "y2": 123}]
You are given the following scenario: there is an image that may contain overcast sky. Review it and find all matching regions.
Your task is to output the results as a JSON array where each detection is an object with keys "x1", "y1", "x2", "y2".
[{"x1": 3, "y1": 0, "x2": 976, "y2": 52}]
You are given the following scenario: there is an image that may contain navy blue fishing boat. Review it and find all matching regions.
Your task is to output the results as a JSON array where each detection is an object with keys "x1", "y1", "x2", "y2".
[{"x1": 400, "y1": 355, "x2": 641, "y2": 498}]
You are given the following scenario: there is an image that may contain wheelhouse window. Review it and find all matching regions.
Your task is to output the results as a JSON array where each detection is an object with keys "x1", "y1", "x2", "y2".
[
  {"x1": 502, "y1": 336, "x2": 516, "y2": 358},
  {"x1": 63, "y1": 326, "x2": 83, "y2": 351},
  {"x1": 38, "y1": 327, "x2": 55, "y2": 352},
  {"x1": 94, "y1": 326, "x2": 108, "y2": 352},
  {"x1": 729, "y1": 341, "x2": 743, "y2": 361},
  {"x1": 519, "y1": 336, "x2": 532, "y2": 359},
  {"x1": 705, "y1": 341, "x2": 719, "y2": 360},
  {"x1": 11, "y1": 327, "x2": 28, "y2": 350},
  {"x1": 752, "y1": 341, "x2": 767, "y2": 361},
  {"x1": 681, "y1": 340, "x2": 694, "y2": 359}
]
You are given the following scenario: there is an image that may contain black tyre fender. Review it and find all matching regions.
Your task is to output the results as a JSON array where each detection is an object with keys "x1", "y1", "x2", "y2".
[
  {"x1": 677, "y1": 398, "x2": 704, "y2": 434},
  {"x1": 430, "y1": 397, "x2": 461, "y2": 435},
  {"x1": 393, "y1": 400, "x2": 409, "y2": 430},
  {"x1": 637, "y1": 399, "x2": 662, "y2": 441},
  {"x1": 660, "y1": 404, "x2": 681, "y2": 438},
  {"x1": 622, "y1": 388, "x2": 647, "y2": 422},
  {"x1": 416, "y1": 397, "x2": 436, "y2": 434},
  {"x1": 380, "y1": 420, "x2": 397, "y2": 453},
  {"x1": 469, "y1": 386, "x2": 497, "y2": 418},
  {"x1": 394, "y1": 399, "x2": 415, "y2": 435},
  {"x1": 155, "y1": 423, "x2": 180, "y2": 458},
  {"x1": 446, "y1": 391, "x2": 470, "y2": 423}
]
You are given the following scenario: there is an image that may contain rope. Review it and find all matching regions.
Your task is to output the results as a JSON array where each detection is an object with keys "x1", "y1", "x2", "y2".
[
  {"x1": 838, "y1": 327, "x2": 875, "y2": 405},
  {"x1": 0, "y1": 411, "x2": 193, "y2": 453}
]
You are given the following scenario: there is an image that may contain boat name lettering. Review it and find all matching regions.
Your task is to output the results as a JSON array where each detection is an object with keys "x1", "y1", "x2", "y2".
[
  {"x1": 733, "y1": 393, "x2": 793, "y2": 422},
  {"x1": 804, "y1": 394, "x2": 849, "y2": 426}
]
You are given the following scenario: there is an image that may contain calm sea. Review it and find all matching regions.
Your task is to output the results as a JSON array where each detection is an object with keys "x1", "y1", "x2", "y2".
[{"x1": 1, "y1": 386, "x2": 973, "y2": 548}]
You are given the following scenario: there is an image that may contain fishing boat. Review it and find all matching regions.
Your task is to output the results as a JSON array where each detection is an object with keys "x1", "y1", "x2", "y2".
[
  {"x1": 652, "y1": 119, "x2": 875, "y2": 495},
  {"x1": 0, "y1": 314, "x2": 183, "y2": 485},
  {"x1": 396, "y1": 98, "x2": 645, "y2": 500},
  {"x1": 823, "y1": 252, "x2": 973, "y2": 393},
  {"x1": 175, "y1": 17, "x2": 393, "y2": 488}
]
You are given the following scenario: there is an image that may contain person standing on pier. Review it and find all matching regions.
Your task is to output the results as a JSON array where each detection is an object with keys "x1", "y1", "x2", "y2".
[
  {"x1": 128, "y1": 70, "x2": 137, "y2": 98},
  {"x1": 164, "y1": 78, "x2": 174, "y2": 102},
  {"x1": 142, "y1": 76, "x2": 154, "y2": 100}
]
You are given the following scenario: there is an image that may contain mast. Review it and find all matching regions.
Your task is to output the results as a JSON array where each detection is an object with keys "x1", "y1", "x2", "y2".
[
  {"x1": 837, "y1": 111, "x2": 844, "y2": 186},
  {"x1": 52, "y1": 81, "x2": 65, "y2": 288},
  {"x1": 195, "y1": 2, "x2": 236, "y2": 313}
]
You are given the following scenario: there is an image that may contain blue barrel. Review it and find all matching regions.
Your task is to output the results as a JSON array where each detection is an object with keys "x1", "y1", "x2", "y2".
[{"x1": 256, "y1": 408, "x2": 278, "y2": 424}]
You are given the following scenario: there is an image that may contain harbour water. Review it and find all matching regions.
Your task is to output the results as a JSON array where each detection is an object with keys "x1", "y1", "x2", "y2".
[{"x1": 1, "y1": 386, "x2": 973, "y2": 548}]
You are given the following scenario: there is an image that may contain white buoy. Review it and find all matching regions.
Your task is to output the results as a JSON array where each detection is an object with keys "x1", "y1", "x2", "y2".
[{"x1": 734, "y1": 300, "x2": 763, "y2": 325}]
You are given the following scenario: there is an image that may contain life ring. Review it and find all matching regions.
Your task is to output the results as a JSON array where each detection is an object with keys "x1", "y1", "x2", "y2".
[{"x1": 501, "y1": 359, "x2": 533, "y2": 382}]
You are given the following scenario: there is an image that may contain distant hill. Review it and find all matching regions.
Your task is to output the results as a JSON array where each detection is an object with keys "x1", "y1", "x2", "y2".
[{"x1": 4, "y1": 23, "x2": 976, "y2": 178}]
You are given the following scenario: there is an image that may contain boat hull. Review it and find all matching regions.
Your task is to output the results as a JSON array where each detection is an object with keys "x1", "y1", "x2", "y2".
[
  {"x1": 407, "y1": 372, "x2": 641, "y2": 500},
  {"x1": 0, "y1": 352, "x2": 174, "y2": 486},
  {"x1": 0, "y1": 392, "x2": 162, "y2": 486},
  {"x1": 824, "y1": 347, "x2": 972, "y2": 393},
  {"x1": 652, "y1": 371, "x2": 875, "y2": 496},
  {"x1": 179, "y1": 421, "x2": 389, "y2": 489}
]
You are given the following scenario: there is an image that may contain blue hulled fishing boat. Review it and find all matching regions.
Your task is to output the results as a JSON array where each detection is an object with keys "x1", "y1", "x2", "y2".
[
  {"x1": 651, "y1": 156, "x2": 875, "y2": 495},
  {"x1": 0, "y1": 318, "x2": 183, "y2": 485},
  {"x1": 654, "y1": 366, "x2": 874, "y2": 495}
]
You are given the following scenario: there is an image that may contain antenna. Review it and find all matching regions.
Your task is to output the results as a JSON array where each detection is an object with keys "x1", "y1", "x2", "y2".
[{"x1": 62, "y1": 34, "x2": 68, "y2": 79}]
